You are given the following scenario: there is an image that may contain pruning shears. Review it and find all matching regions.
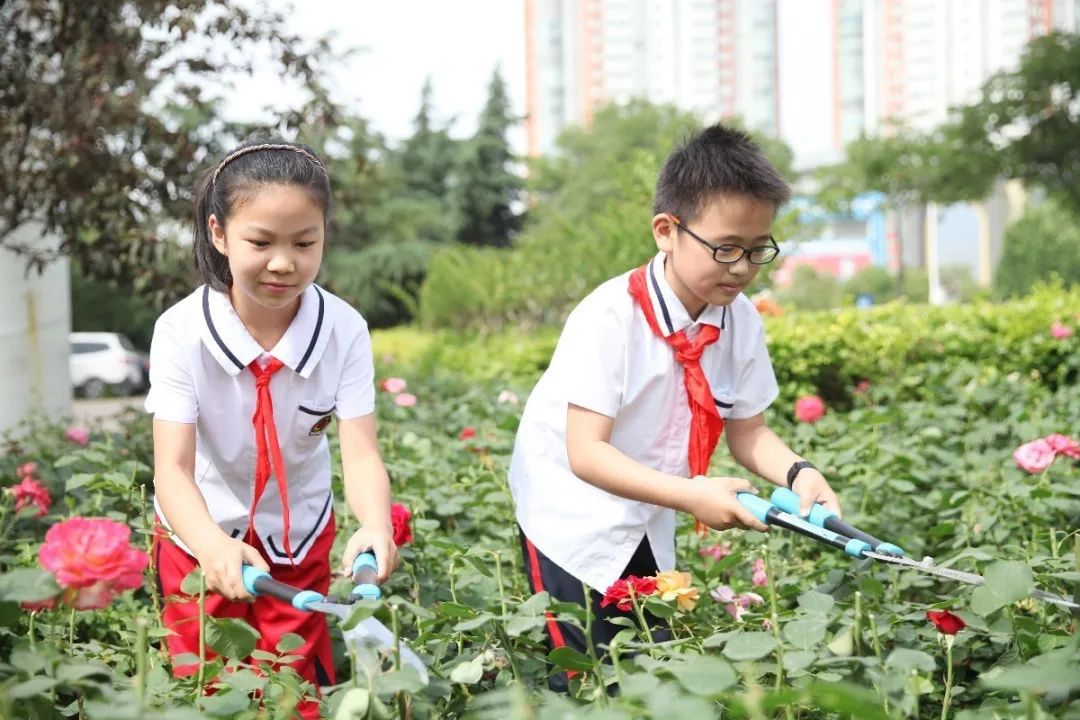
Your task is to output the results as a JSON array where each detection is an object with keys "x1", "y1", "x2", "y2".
[
  {"x1": 737, "y1": 488, "x2": 1079, "y2": 611},
  {"x1": 241, "y1": 552, "x2": 429, "y2": 682}
]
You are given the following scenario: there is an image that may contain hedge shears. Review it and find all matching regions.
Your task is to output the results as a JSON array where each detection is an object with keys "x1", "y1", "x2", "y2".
[
  {"x1": 737, "y1": 487, "x2": 1079, "y2": 611},
  {"x1": 242, "y1": 552, "x2": 429, "y2": 682}
]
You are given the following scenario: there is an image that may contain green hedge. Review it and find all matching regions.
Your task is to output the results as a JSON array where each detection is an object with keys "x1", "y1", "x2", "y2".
[{"x1": 376, "y1": 281, "x2": 1080, "y2": 409}]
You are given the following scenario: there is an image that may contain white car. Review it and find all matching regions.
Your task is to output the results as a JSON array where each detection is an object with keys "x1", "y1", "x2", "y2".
[{"x1": 69, "y1": 332, "x2": 147, "y2": 398}]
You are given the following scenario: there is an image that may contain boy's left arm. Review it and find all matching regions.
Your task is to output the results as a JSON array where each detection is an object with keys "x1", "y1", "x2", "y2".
[
  {"x1": 337, "y1": 414, "x2": 398, "y2": 582},
  {"x1": 724, "y1": 413, "x2": 842, "y2": 518}
]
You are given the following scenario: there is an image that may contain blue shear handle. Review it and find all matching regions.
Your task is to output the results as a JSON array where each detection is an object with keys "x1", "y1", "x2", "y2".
[
  {"x1": 242, "y1": 565, "x2": 324, "y2": 610},
  {"x1": 351, "y1": 552, "x2": 381, "y2": 600},
  {"x1": 736, "y1": 492, "x2": 870, "y2": 558},
  {"x1": 769, "y1": 487, "x2": 905, "y2": 556}
]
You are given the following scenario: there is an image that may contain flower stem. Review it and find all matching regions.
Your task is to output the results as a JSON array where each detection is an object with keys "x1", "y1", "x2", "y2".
[
  {"x1": 196, "y1": 572, "x2": 206, "y2": 694},
  {"x1": 761, "y1": 546, "x2": 786, "y2": 701},
  {"x1": 940, "y1": 635, "x2": 954, "y2": 720},
  {"x1": 629, "y1": 590, "x2": 655, "y2": 652},
  {"x1": 68, "y1": 607, "x2": 76, "y2": 651},
  {"x1": 582, "y1": 586, "x2": 608, "y2": 704},
  {"x1": 491, "y1": 550, "x2": 507, "y2": 617},
  {"x1": 135, "y1": 616, "x2": 148, "y2": 710},
  {"x1": 853, "y1": 591, "x2": 863, "y2": 655}
]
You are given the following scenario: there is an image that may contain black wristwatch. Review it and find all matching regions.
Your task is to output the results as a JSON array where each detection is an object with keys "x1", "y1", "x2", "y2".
[{"x1": 786, "y1": 461, "x2": 817, "y2": 488}]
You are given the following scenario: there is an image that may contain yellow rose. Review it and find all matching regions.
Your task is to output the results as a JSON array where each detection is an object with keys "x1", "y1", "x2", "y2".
[{"x1": 654, "y1": 571, "x2": 700, "y2": 612}]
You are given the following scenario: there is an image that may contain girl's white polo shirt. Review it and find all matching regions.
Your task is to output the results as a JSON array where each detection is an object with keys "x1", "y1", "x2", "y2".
[
  {"x1": 509, "y1": 252, "x2": 779, "y2": 592},
  {"x1": 145, "y1": 284, "x2": 375, "y2": 565}
]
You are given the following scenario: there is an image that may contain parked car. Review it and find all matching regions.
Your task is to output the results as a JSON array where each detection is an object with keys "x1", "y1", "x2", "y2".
[{"x1": 69, "y1": 332, "x2": 147, "y2": 398}]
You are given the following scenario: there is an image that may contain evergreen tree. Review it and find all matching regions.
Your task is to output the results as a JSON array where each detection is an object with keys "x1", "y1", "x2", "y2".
[{"x1": 453, "y1": 69, "x2": 523, "y2": 247}]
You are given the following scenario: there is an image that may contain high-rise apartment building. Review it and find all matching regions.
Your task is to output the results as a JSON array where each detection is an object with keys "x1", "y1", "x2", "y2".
[
  {"x1": 524, "y1": 0, "x2": 779, "y2": 157},
  {"x1": 832, "y1": 0, "x2": 1078, "y2": 148}
]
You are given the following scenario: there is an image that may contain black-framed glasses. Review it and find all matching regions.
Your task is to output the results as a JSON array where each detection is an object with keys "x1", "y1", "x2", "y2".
[{"x1": 672, "y1": 216, "x2": 780, "y2": 265}]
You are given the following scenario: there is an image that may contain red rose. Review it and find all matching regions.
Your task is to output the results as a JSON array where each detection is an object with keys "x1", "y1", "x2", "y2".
[
  {"x1": 601, "y1": 575, "x2": 658, "y2": 612},
  {"x1": 9, "y1": 476, "x2": 51, "y2": 517},
  {"x1": 390, "y1": 503, "x2": 413, "y2": 546},
  {"x1": 458, "y1": 427, "x2": 476, "y2": 441},
  {"x1": 926, "y1": 609, "x2": 966, "y2": 635}
]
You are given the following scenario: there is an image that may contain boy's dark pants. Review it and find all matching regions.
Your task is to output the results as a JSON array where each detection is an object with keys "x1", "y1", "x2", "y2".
[{"x1": 518, "y1": 526, "x2": 671, "y2": 693}]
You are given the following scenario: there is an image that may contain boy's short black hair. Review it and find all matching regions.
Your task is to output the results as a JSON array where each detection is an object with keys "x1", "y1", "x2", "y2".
[{"x1": 653, "y1": 124, "x2": 791, "y2": 222}]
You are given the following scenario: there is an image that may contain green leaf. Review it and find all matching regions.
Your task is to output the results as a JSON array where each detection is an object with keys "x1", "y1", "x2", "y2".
[
  {"x1": 333, "y1": 688, "x2": 370, "y2": 719},
  {"x1": 200, "y1": 690, "x2": 254, "y2": 717},
  {"x1": 178, "y1": 568, "x2": 204, "y2": 597},
  {"x1": 517, "y1": 591, "x2": 550, "y2": 615},
  {"x1": 548, "y1": 646, "x2": 595, "y2": 672},
  {"x1": 341, "y1": 600, "x2": 379, "y2": 630},
  {"x1": 783, "y1": 617, "x2": 828, "y2": 649},
  {"x1": 970, "y1": 560, "x2": 1034, "y2": 616},
  {"x1": 981, "y1": 658, "x2": 1080, "y2": 695},
  {"x1": 56, "y1": 661, "x2": 110, "y2": 684},
  {"x1": 9, "y1": 675, "x2": 57, "y2": 698},
  {"x1": 504, "y1": 614, "x2": 545, "y2": 637},
  {"x1": 722, "y1": 632, "x2": 777, "y2": 661},
  {"x1": 0, "y1": 568, "x2": 60, "y2": 603},
  {"x1": 885, "y1": 648, "x2": 936, "y2": 674},
  {"x1": 375, "y1": 666, "x2": 427, "y2": 694},
  {"x1": 783, "y1": 649, "x2": 817, "y2": 672},
  {"x1": 454, "y1": 612, "x2": 495, "y2": 632},
  {"x1": 449, "y1": 655, "x2": 485, "y2": 684},
  {"x1": 205, "y1": 617, "x2": 260, "y2": 660},
  {"x1": 643, "y1": 597, "x2": 676, "y2": 619},
  {"x1": 797, "y1": 590, "x2": 835, "y2": 615},
  {"x1": 275, "y1": 633, "x2": 304, "y2": 653},
  {"x1": 437, "y1": 602, "x2": 477, "y2": 619},
  {"x1": 666, "y1": 656, "x2": 737, "y2": 696},
  {"x1": 66, "y1": 472, "x2": 97, "y2": 490}
]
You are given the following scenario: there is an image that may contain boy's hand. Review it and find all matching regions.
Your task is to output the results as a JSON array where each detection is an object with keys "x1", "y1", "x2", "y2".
[
  {"x1": 791, "y1": 469, "x2": 842, "y2": 519},
  {"x1": 686, "y1": 476, "x2": 771, "y2": 533},
  {"x1": 192, "y1": 532, "x2": 269, "y2": 602},
  {"x1": 340, "y1": 526, "x2": 399, "y2": 584}
]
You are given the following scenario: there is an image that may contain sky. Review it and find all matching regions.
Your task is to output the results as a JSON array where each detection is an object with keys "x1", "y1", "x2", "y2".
[
  {"x1": 226, "y1": 0, "x2": 827, "y2": 164},
  {"x1": 228, "y1": 0, "x2": 528, "y2": 148}
]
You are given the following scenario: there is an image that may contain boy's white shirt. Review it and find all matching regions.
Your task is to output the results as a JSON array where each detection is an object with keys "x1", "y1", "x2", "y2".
[
  {"x1": 509, "y1": 252, "x2": 779, "y2": 592},
  {"x1": 145, "y1": 283, "x2": 375, "y2": 565}
]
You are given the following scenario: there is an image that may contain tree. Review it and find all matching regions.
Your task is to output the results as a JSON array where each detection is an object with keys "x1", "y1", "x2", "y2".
[
  {"x1": 994, "y1": 199, "x2": 1080, "y2": 298},
  {"x1": 453, "y1": 69, "x2": 523, "y2": 247},
  {"x1": 953, "y1": 32, "x2": 1080, "y2": 216},
  {"x1": 0, "y1": 0, "x2": 340, "y2": 307}
]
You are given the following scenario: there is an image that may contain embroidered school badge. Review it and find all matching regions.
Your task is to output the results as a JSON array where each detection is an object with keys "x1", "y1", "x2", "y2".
[{"x1": 309, "y1": 415, "x2": 332, "y2": 436}]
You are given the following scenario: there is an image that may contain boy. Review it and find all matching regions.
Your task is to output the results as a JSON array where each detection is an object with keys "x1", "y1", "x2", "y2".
[{"x1": 508, "y1": 124, "x2": 842, "y2": 691}]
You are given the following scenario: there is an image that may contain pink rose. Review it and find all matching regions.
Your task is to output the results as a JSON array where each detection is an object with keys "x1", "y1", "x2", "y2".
[
  {"x1": 497, "y1": 390, "x2": 519, "y2": 405},
  {"x1": 394, "y1": 393, "x2": 417, "y2": 407},
  {"x1": 458, "y1": 427, "x2": 476, "y2": 441},
  {"x1": 699, "y1": 543, "x2": 732, "y2": 561},
  {"x1": 794, "y1": 395, "x2": 826, "y2": 423},
  {"x1": 711, "y1": 586, "x2": 764, "y2": 621},
  {"x1": 1050, "y1": 321, "x2": 1073, "y2": 339},
  {"x1": 1044, "y1": 433, "x2": 1080, "y2": 461},
  {"x1": 751, "y1": 557, "x2": 768, "y2": 587},
  {"x1": 380, "y1": 377, "x2": 407, "y2": 393},
  {"x1": 854, "y1": 380, "x2": 871, "y2": 395},
  {"x1": 16, "y1": 462, "x2": 39, "y2": 479},
  {"x1": 1013, "y1": 438, "x2": 1055, "y2": 474},
  {"x1": 38, "y1": 518, "x2": 148, "y2": 609},
  {"x1": 64, "y1": 426, "x2": 90, "y2": 446},
  {"x1": 8, "y1": 476, "x2": 51, "y2": 517}
]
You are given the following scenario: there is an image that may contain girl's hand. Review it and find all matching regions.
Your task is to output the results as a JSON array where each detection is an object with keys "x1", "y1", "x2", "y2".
[
  {"x1": 791, "y1": 469, "x2": 842, "y2": 519},
  {"x1": 340, "y1": 526, "x2": 398, "y2": 584},
  {"x1": 193, "y1": 532, "x2": 270, "y2": 601}
]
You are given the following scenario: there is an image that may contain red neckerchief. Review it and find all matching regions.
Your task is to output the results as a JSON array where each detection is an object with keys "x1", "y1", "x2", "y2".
[
  {"x1": 247, "y1": 357, "x2": 294, "y2": 563},
  {"x1": 628, "y1": 263, "x2": 723, "y2": 536}
]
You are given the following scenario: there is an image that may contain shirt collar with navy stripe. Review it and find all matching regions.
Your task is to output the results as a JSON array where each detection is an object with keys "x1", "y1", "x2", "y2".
[
  {"x1": 647, "y1": 252, "x2": 728, "y2": 337},
  {"x1": 200, "y1": 283, "x2": 333, "y2": 378}
]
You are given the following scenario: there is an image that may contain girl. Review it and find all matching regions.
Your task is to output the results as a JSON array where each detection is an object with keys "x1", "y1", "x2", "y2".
[{"x1": 146, "y1": 141, "x2": 397, "y2": 717}]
